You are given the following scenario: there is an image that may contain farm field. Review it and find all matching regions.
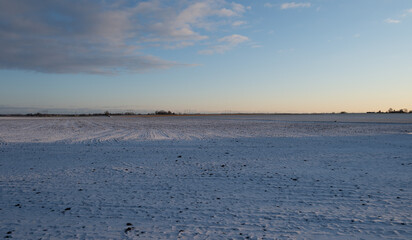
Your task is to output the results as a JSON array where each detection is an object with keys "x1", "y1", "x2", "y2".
[{"x1": 0, "y1": 114, "x2": 411, "y2": 239}]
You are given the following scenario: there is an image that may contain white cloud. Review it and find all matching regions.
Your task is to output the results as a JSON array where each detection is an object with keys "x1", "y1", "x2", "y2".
[
  {"x1": 219, "y1": 34, "x2": 249, "y2": 44},
  {"x1": 232, "y1": 21, "x2": 247, "y2": 26},
  {"x1": 408, "y1": 8, "x2": 412, "y2": 13},
  {"x1": 165, "y1": 41, "x2": 195, "y2": 50},
  {"x1": 231, "y1": 2, "x2": 246, "y2": 14},
  {"x1": 199, "y1": 34, "x2": 249, "y2": 55},
  {"x1": 280, "y1": 2, "x2": 311, "y2": 10},
  {"x1": 384, "y1": 18, "x2": 401, "y2": 24},
  {"x1": 0, "y1": 0, "x2": 248, "y2": 74},
  {"x1": 216, "y1": 8, "x2": 238, "y2": 17},
  {"x1": 144, "y1": 1, "x2": 246, "y2": 41}
]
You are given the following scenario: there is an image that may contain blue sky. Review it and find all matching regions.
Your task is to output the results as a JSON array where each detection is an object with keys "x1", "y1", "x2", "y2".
[{"x1": 1, "y1": 0, "x2": 411, "y2": 114}]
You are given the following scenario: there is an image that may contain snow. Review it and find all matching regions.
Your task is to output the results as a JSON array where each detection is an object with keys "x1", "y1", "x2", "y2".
[
  {"x1": 0, "y1": 114, "x2": 411, "y2": 143},
  {"x1": 0, "y1": 114, "x2": 411, "y2": 239}
]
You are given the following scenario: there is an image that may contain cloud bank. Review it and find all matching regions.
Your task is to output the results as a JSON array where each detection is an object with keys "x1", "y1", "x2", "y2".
[{"x1": 0, "y1": 0, "x2": 247, "y2": 74}]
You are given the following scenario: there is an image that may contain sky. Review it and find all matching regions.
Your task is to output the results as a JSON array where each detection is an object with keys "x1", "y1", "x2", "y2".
[{"x1": 1, "y1": 0, "x2": 411, "y2": 114}]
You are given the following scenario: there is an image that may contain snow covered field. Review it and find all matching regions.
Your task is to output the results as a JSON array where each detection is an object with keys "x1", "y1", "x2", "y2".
[{"x1": 0, "y1": 114, "x2": 411, "y2": 239}]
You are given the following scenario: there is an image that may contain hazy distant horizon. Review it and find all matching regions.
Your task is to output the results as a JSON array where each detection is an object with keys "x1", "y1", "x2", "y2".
[{"x1": 1, "y1": 105, "x2": 410, "y2": 115}]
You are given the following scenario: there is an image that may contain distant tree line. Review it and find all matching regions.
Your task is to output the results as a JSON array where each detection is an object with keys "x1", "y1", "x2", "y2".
[
  {"x1": 387, "y1": 108, "x2": 410, "y2": 113},
  {"x1": 367, "y1": 108, "x2": 411, "y2": 114},
  {"x1": 154, "y1": 110, "x2": 175, "y2": 115},
  {"x1": 1, "y1": 110, "x2": 178, "y2": 117},
  {"x1": 101, "y1": 110, "x2": 177, "y2": 116}
]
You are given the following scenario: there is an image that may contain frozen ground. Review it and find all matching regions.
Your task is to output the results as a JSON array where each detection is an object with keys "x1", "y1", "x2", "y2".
[
  {"x1": 0, "y1": 114, "x2": 412, "y2": 143},
  {"x1": 0, "y1": 114, "x2": 411, "y2": 239}
]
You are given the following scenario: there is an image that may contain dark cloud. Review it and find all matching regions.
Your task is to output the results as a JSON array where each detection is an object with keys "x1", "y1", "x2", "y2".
[
  {"x1": 0, "y1": 0, "x2": 247, "y2": 74},
  {"x1": 0, "y1": 34, "x2": 177, "y2": 74}
]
